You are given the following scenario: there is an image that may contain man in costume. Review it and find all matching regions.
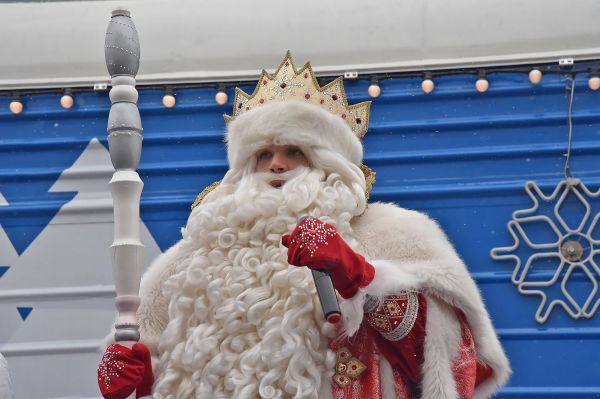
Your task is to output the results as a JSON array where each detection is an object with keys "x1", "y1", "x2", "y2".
[{"x1": 98, "y1": 54, "x2": 510, "y2": 398}]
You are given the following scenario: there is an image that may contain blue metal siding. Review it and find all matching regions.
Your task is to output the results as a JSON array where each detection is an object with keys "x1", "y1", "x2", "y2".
[
  {"x1": 0, "y1": 69, "x2": 599, "y2": 397},
  {"x1": 369, "y1": 73, "x2": 600, "y2": 397}
]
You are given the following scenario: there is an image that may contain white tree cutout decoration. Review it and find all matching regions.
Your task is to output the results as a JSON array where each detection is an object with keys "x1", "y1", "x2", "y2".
[{"x1": 491, "y1": 177, "x2": 600, "y2": 323}]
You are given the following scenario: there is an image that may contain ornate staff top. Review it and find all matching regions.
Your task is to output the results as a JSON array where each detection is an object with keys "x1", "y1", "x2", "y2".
[
  {"x1": 105, "y1": 9, "x2": 140, "y2": 77},
  {"x1": 105, "y1": 8, "x2": 142, "y2": 171}
]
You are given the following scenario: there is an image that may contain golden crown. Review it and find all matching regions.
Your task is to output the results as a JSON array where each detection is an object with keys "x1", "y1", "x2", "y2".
[{"x1": 224, "y1": 51, "x2": 371, "y2": 139}]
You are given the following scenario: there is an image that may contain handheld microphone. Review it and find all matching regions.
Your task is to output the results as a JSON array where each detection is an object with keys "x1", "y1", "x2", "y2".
[
  {"x1": 312, "y1": 269, "x2": 342, "y2": 324},
  {"x1": 297, "y1": 216, "x2": 342, "y2": 324}
]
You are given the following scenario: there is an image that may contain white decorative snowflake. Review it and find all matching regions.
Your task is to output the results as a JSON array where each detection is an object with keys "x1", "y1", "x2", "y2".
[{"x1": 490, "y1": 178, "x2": 600, "y2": 323}]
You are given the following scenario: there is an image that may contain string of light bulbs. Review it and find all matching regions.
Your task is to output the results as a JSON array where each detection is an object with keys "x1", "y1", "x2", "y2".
[{"x1": 3, "y1": 65, "x2": 599, "y2": 114}]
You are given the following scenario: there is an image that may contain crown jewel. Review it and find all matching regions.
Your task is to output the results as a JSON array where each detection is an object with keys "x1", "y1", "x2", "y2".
[{"x1": 225, "y1": 51, "x2": 371, "y2": 139}]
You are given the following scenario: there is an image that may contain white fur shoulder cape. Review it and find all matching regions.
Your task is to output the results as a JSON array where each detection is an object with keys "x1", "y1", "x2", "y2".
[
  {"x1": 346, "y1": 202, "x2": 511, "y2": 398},
  {"x1": 132, "y1": 201, "x2": 510, "y2": 398}
]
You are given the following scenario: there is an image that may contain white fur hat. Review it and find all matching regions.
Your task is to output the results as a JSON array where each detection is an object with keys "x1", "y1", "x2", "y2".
[{"x1": 225, "y1": 101, "x2": 363, "y2": 171}]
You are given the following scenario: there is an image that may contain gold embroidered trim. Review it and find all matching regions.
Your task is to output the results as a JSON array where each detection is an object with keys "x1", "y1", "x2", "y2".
[
  {"x1": 360, "y1": 164, "x2": 376, "y2": 204},
  {"x1": 380, "y1": 292, "x2": 418, "y2": 341},
  {"x1": 190, "y1": 180, "x2": 221, "y2": 210}
]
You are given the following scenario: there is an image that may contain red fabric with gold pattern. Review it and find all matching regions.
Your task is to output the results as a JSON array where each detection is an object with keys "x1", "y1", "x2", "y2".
[
  {"x1": 330, "y1": 324, "x2": 383, "y2": 399},
  {"x1": 453, "y1": 311, "x2": 495, "y2": 398},
  {"x1": 97, "y1": 343, "x2": 154, "y2": 399},
  {"x1": 328, "y1": 294, "x2": 494, "y2": 398},
  {"x1": 329, "y1": 322, "x2": 416, "y2": 399},
  {"x1": 281, "y1": 217, "x2": 375, "y2": 298},
  {"x1": 364, "y1": 293, "x2": 421, "y2": 342},
  {"x1": 365, "y1": 292, "x2": 427, "y2": 393},
  {"x1": 328, "y1": 295, "x2": 493, "y2": 398}
]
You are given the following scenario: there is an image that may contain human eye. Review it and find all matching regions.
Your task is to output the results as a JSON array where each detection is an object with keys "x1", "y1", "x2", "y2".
[
  {"x1": 257, "y1": 150, "x2": 272, "y2": 160},
  {"x1": 287, "y1": 147, "x2": 304, "y2": 157}
]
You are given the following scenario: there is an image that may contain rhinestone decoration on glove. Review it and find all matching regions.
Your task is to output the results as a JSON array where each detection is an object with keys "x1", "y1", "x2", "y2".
[
  {"x1": 98, "y1": 344, "x2": 126, "y2": 389},
  {"x1": 290, "y1": 217, "x2": 338, "y2": 256}
]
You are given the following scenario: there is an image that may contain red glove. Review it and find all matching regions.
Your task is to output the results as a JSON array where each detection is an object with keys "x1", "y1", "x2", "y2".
[
  {"x1": 281, "y1": 217, "x2": 375, "y2": 298},
  {"x1": 98, "y1": 343, "x2": 154, "y2": 399}
]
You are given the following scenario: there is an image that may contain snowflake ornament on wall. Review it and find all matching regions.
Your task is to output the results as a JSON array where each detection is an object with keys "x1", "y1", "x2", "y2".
[{"x1": 491, "y1": 178, "x2": 600, "y2": 323}]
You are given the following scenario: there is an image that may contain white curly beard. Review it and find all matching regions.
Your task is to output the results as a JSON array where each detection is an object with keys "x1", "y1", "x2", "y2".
[{"x1": 153, "y1": 165, "x2": 366, "y2": 399}]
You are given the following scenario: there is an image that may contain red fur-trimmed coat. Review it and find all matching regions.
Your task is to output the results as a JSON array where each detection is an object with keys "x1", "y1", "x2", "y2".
[{"x1": 124, "y1": 202, "x2": 510, "y2": 398}]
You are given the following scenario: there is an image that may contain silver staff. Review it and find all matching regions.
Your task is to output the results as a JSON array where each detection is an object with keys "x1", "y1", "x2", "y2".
[{"x1": 105, "y1": 8, "x2": 143, "y2": 355}]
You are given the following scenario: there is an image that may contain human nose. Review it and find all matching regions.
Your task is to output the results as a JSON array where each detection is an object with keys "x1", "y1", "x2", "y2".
[{"x1": 269, "y1": 153, "x2": 287, "y2": 173}]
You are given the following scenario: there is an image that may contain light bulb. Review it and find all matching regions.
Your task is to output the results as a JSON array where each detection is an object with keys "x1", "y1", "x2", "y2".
[
  {"x1": 9, "y1": 94, "x2": 22, "y2": 114},
  {"x1": 475, "y1": 70, "x2": 489, "y2": 93},
  {"x1": 162, "y1": 87, "x2": 176, "y2": 108},
  {"x1": 60, "y1": 89, "x2": 74, "y2": 109},
  {"x1": 215, "y1": 85, "x2": 228, "y2": 105},
  {"x1": 529, "y1": 69, "x2": 542, "y2": 84},
  {"x1": 368, "y1": 78, "x2": 381, "y2": 98},
  {"x1": 421, "y1": 73, "x2": 434, "y2": 94}
]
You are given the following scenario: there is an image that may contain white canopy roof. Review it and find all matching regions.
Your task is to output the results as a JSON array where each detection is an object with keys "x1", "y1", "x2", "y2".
[{"x1": 1, "y1": 0, "x2": 599, "y2": 89}]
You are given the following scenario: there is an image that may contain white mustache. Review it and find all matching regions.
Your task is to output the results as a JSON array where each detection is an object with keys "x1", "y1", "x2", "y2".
[{"x1": 254, "y1": 166, "x2": 311, "y2": 185}]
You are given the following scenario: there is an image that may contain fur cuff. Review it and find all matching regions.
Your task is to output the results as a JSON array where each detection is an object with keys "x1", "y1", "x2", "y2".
[{"x1": 340, "y1": 259, "x2": 424, "y2": 336}]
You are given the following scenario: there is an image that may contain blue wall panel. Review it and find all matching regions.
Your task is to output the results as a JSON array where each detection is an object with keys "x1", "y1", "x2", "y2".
[{"x1": 1, "y1": 67, "x2": 599, "y2": 397}]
